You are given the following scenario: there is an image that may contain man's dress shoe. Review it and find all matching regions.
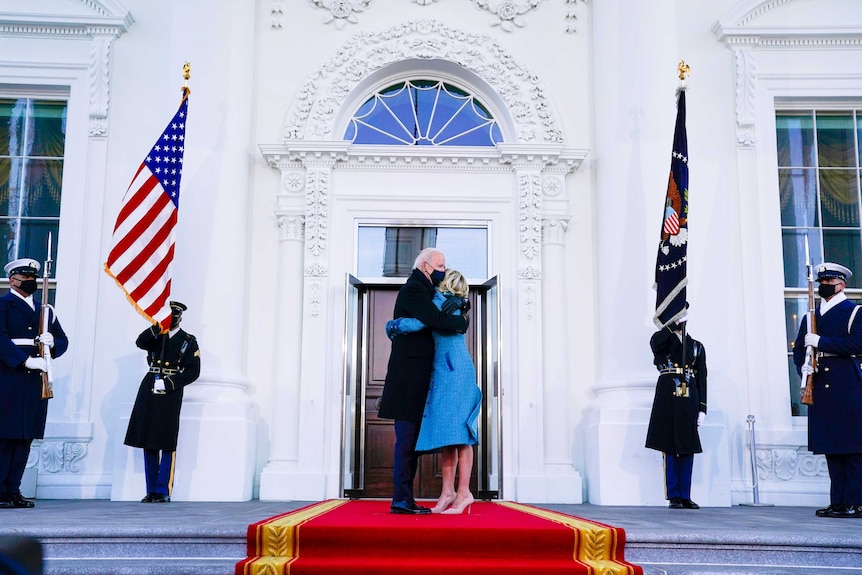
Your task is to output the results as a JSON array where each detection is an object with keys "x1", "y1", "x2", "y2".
[
  {"x1": 826, "y1": 504, "x2": 862, "y2": 518},
  {"x1": 390, "y1": 500, "x2": 431, "y2": 515},
  {"x1": 9, "y1": 492, "x2": 35, "y2": 508},
  {"x1": 668, "y1": 497, "x2": 683, "y2": 509},
  {"x1": 141, "y1": 494, "x2": 155, "y2": 503},
  {"x1": 681, "y1": 498, "x2": 700, "y2": 509},
  {"x1": 816, "y1": 504, "x2": 838, "y2": 517},
  {"x1": 0, "y1": 495, "x2": 13, "y2": 509},
  {"x1": 150, "y1": 494, "x2": 170, "y2": 503}
]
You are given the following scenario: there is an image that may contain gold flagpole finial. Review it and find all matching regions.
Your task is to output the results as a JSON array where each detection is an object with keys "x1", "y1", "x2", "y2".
[
  {"x1": 677, "y1": 60, "x2": 690, "y2": 88},
  {"x1": 181, "y1": 62, "x2": 191, "y2": 97}
]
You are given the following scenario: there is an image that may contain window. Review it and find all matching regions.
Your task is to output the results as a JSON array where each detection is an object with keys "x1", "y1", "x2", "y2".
[
  {"x1": 778, "y1": 109, "x2": 862, "y2": 416},
  {"x1": 344, "y1": 80, "x2": 503, "y2": 146},
  {"x1": 0, "y1": 97, "x2": 66, "y2": 271}
]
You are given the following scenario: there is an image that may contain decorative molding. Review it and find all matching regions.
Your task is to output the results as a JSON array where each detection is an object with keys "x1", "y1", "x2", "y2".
[
  {"x1": 732, "y1": 47, "x2": 757, "y2": 129},
  {"x1": 282, "y1": 20, "x2": 566, "y2": 144},
  {"x1": 272, "y1": 0, "x2": 285, "y2": 29},
  {"x1": 469, "y1": 0, "x2": 545, "y2": 33},
  {"x1": 518, "y1": 172, "x2": 542, "y2": 260},
  {"x1": 542, "y1": 218, "x2": 568, "y2": 246},
  {"x1": 305, "y1": 263, "x2": 327, "y2": 276},
  {"x1": 519, "y1": 266, "x2": 541, "y2": 279},
  {"x1": 564, "y1": 0, "x2": 588, "y2": 34},
  {"x1": 308, "y1": 280, "x2": 323, "y2": 317},
  {"x1": 414, "y1": 0, "x2": 438, "y2": 4},
  {"x1": 88, "y1": 34, "x2": 115, "y2": 136},
  {"x1": 283, "y1": 171, "x2": 306, "y2": 194},
  {"x1": 521, "y1": 283, "x2": 537, "y2": 320},
  {"x1": 309, "y1": 0, "x2": 372, "y2": 29},
  {"x1": 543, "y1": 175, "x2": 563, "y2": 197},
  {"x1": 28, "y1": 441, "x2": 88, "y2": 474},
  {"x1": 755, "y1": 447, "x2": 828, "y2": 480},
  {"x1": 305, "y1": 169, "x2": 329, "y2": 258},
  {"x1": 277, "y1": 214, "x2": 305, "y2": 241},
  {"x1": 0, "y1": 0, "x2": 133, "y2": 38}
]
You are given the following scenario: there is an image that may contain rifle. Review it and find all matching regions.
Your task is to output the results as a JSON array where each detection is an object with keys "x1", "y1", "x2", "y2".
[
  {"x1": 801, "y1": 236, "x2": 815, "y2": 406},
  {"x1": 38, "y1": 233, "x2": 55, "y2": 400}
]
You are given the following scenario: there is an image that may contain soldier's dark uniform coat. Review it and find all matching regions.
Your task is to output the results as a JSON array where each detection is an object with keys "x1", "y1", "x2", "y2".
[
  {"x1": 793, "y1": 298, "x2": 862, "y2": 455},
  {"x1": 646, "y1": 327, "x2": 707, "y2": 456},
  {"x1": 379, "y1": 268, "x2": 468, "y2": 422},
  {"x1": 124, "y1": 325, "x2": 200, "y2": 451},
  {"x1": 0, "y1": 293, "x2": 69, "y2": 439}
]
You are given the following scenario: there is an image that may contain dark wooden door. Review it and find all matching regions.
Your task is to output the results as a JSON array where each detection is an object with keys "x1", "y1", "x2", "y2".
[{"x1": 363, "y1": 288, "x2": 477, "y2": 499}]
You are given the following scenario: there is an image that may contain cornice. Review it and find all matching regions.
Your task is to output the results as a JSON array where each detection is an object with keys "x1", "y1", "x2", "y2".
[{"x1": 0, "y1": 0, "x2": 133, "y2": 38}]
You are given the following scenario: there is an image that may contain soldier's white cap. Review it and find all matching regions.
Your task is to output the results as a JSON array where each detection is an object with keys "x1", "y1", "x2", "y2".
[
  {"x1": 816, "y1": 262, "x2": 852, "y2": 282},
  {"x1": 4, "y1": 258, "x2": 40, "y2": 277}
]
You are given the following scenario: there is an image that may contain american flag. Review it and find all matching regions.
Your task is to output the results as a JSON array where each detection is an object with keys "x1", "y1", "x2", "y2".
[
  {"x1": 104, "y1": 91, "x2": 189, "y2": 332},
  {"x1": 653, "y1": 89, "x2": 689, "y2": 328}
]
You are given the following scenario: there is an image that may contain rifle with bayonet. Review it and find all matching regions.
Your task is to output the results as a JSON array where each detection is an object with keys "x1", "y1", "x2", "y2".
[
  {"x1": 38, "y1": 233, "x2": 55, "y2": 400},
  {"x1": 801, "y1": 236, "x2": 815, "y2": 406}
]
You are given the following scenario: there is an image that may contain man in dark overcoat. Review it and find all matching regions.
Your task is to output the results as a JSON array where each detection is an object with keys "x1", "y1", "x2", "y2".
[
  {"x1": 645, "y1": 319, "x2": 707, "y2": 510},
  {"x1": 379, "y1": 248, "x2": 468, "y2": 514},
  {"x1": 0, "y1": 258, "x2": 69, "y2": 509},
  {"x1": 794, "y1": 262, "x2": 862, "y2": 518},
  {"x1": 124, "y1": 301, "x2": 200, "y2": 503}
]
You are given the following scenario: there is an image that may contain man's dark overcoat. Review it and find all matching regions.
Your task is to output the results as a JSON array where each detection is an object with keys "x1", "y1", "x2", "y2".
[
  {"x1": 645, "y1": 327, "x2": 707, "y2": 456},
  {"x1": 793, "y1": 298, "x2": 862, "y2": 454},
  {"x1": 378, "y1": 269, "x2": 467, "y2": 422},
  {"x1": 0, "y1": 292, "x2": 69, "y2": 439},
  {"x1": 124, "y1": 326, "x2": 200, "y2": 451}
]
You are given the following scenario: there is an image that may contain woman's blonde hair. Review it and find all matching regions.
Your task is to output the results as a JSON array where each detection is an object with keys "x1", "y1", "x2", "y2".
[{"x1": 438, "y1": 269, "x2": 468, "y2": 297}]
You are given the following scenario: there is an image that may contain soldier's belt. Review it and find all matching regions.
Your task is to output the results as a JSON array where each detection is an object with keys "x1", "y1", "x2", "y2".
[
  {"x1": 149, "y1": 366, "x2": 178, "y2": 376},
  {"x1": 816, "y1": 352, "x2": 855, "y2": 358},
  {"x1": 11, "y1": 338, "x2": 36, "y2": 346},
  {"x1": 659, "y1": 367, "x2": 695, "y2": 376}
]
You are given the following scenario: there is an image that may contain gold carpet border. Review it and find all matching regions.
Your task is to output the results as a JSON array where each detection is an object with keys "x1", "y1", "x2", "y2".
[
  {"x1": 243, "y1": 499, "x2": 348, "y2": 574},
  {"x1": 495, "y1": 501, "x2": 637, "y2": 575}
]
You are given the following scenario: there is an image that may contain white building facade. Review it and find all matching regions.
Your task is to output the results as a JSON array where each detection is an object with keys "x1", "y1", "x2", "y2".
[{"x1": 2, "y1": 0, "x2": 861, "y2": 506}]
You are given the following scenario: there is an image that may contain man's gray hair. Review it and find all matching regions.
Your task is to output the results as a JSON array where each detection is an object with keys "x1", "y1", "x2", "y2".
[{"x1": 413, "y1": 247, "x2": 441, "y2": 270}]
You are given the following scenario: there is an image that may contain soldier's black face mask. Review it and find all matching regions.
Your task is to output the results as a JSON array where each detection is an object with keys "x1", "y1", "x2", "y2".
[
  {"x1": 170, "y1": 313, "x2": 181, "y2": 328},
  {"x1": 17, "y1": 278, "x2": 38, "y2": 295},
  {"x1": 818, "y1": 283, "x2": 838, "y2": 299}
]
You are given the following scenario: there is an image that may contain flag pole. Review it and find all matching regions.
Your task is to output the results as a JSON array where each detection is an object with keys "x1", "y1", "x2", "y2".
[{"x1": 182, "y1": 61, "x2": 191, "y2": 100}]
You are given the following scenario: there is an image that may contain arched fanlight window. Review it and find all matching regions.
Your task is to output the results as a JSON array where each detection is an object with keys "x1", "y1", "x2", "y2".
[{"x1": 344, "y1": 80, "x2": 503, "y2": 146}]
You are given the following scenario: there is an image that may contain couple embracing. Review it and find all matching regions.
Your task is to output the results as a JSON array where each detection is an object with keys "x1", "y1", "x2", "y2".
[{"x1": 379, "y1": 247, "x2": 481, "y2": 515}]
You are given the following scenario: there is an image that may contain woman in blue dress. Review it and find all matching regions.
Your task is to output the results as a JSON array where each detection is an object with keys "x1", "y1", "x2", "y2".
[{"x1": 386, "y1": 269, "x2": 481, "y2": 515}]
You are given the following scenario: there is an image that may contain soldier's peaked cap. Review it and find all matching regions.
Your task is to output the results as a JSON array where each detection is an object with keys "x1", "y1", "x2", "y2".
[
  {"x1": 4, "y1": 258, "x2": 40, "y2": 277},
  {"x1": 169, "y1": 301, "x2": 187, "y2": 314},
  {"x1": 816, "y1": 262, "x2": 853, "y2": 282}
]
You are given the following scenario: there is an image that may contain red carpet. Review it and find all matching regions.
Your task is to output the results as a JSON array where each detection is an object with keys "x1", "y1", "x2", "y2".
[{"x1": 236, "y1": 499, "x2": 643, "y2": 574}]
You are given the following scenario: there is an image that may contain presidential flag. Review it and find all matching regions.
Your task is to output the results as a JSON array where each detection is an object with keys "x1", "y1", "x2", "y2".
[
  {"x1": 653, "y1": 88, "x2": 689, "y2": 328},
  {"x1": 104, "y1": 89, "x2": 189, "y2": 332}
]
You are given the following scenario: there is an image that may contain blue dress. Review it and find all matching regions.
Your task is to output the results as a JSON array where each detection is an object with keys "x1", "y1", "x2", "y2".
[{"x1": 387, "y1": 292, "x2": 481, "y2": 452}]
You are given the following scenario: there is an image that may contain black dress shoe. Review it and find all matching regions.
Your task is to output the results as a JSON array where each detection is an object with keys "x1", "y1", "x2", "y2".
[
  {"x1": 681, "y1": 498, "x2": 700, "y2": 509},
  {"x1": 816, "y1": 504, "x2": 838, "y2": 517},
  {"x1": 9, "y1": 492, "x2": 35, "y2": 508},
  {"x1": 0, "y1": 495, "x2": 13, "y2": 509},
  {"x1": 668, "y1": 497, "x2": 683, "y2": 509},
  {"x1": 390, "y1": 500, "x2": 431, "y2": 515},
  {"x1": 826, "y1": 504, "x2": 862, "y2": 518},
  {"x1": 150, "y1": 494, "x2": 170, "y2": 503},
  {"x1": 141, "y1": 494, "x2": 155, "y2": 503}
]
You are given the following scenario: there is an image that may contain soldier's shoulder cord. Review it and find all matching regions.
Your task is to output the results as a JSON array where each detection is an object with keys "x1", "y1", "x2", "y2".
[{"x1": 176, "y1": 334, "x2": 196, "y2": 366}]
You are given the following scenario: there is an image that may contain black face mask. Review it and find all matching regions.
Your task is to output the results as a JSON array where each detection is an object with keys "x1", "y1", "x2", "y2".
[
  {"x1": 17, "y1": 279, "x2": 38, "y2": 295},
  {"x1": 818, "y1": 283, "x2": 838, "y2": 299},
  {"x1": 430, "y1": 269, "x2": 445, "y2": 286},
  {"x1": 170, "y1": 314, "x2": 182, "y2": 329}
]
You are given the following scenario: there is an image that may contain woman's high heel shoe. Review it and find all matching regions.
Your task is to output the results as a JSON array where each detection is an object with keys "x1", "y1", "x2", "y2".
[
  {"x1": 441, "y1": 494, "x2": 473, "y2": 515},
  {"x1": 431, "y1": 493, "x2": 456, "y2": 514}
]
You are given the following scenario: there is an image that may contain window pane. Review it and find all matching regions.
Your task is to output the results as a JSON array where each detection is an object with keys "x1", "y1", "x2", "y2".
[
  {"x1": 817, "y1": 113, "x2": 856, "y2": 167},
  {"x1": 782, "y1": 228, "x2": 820, "y2": 288},
  {"x1": 823, "y1": 228, "x2": 861, "y2": 288},
  {"x1": 778, "y1": 168, "x2": 818, "y2": 227},
  {"x1": 0, "y1": 98, "x2": 26, "y2": 157},
  {"x1": 29, "y1": 100, "x2": 67, "y2": 158},
  {"x1": 0, "y1": 157, "x2": 24, "y2": 218},
  {"x1": 776, "y1": 114, "x2": 815, "y2": 167},
  {"x1": 785, "y1": 297, "x2": 808, "y2": 416},
  {"x1": 24, "y1": 159, "x2": 63, "y2": 217},
  {"x1": 788, "y1": 357, "x2": 807, "y2": 416},
  {"x1": 819, "y1": 169, "x2": 859, "y2": 227}
]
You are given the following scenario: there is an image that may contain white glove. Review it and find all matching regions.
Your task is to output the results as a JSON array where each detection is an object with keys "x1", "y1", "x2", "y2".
[
  {"x1": 153, "y1": 378, "x2": 166, "y2": 394},
  {"x1": 697, "y1": 411, "x2": 706, "y2": 426},
  {"x1": 801, "y1": 364, "x2": 815, "y2": 376},
  {"x1": 804, "y1": 333, "x2": 820, "y2": 348},
  {"x1": 24, "y1": 357, "x2": 47, "y2": 372},
  {"x1": 36, "y1": 333, "x2": 54, "y2": 349}
]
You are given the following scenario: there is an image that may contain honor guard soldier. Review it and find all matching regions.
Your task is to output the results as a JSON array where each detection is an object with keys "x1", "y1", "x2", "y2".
[
  {"x1": 0, "y1": 258, "x2": 68, "y2": 509},
  {"x1": 793, "y1": 262, "x2": 862, "y2": 518},
  {"x1": 124, "y1": 301, "x2": 200, "y2": 503},
  {"x1": 645, "y1": 316, "x2": 707, "y2": 510}
]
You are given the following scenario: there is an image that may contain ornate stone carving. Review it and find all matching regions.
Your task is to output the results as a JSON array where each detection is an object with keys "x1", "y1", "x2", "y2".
[
  {"x1": 310, "y1": 0, "x2": 372, "y2": 29},
  {"x1": 31, "y1": 441, "x2": 88, "y2": 474},
  {"x1": 414, "y1": 0, "x2": 438, "y2": 4},
  {"x1": 308, "y1": 280, "x2": 323, "y2": 317},
  {"x1": 755, "y1": 448, "x2": 828, "y2": 480},
  {"x1": 542, "y1": 218, "x2": 567, "y2": 246},
  {"x1": 469, "y1": 0, "x2": 545, "y2": 33},
  {"x1": 564, "y1": 0, "x2": 588, "y2": 34},
  {"x1": 522, "y1": 283, "x2": 537, "y2": 320},
  {"x1": 543, "y1": 175, "x2": 562, "y2": 197},
  {"x1": 797, "y1": 451, "x2": 828, "y2": 478},
  {"x1": 518, "y1": 173, "x2": 542, "y2": 260},
  {"x1": 305, "y1": 169, "x2": 329, "y2": 257},
  {"x1": 277, "y1": 214, "x2": 305, "y2": 241},
  {"x1": 732, "y1": 47, "x2": 757, "y2": 147},
  {"x1": 519, "y1": 265, "x2": 541, "y2": 279},
  {"x1": 283, "y1": 20, "x2": 564, "y2": 144},
  {"x1": 88, "y1": 34, "x2": 114, "y2": 136},
  {"x1": 283, "y1": 171, "x2": 306, "y2": 194},
  {"x1": 272, "y1": 0, "x2": 285, "y2": 29},
  {"x1": 305, "y1": 263, "x2": 328, "y2": 276}
]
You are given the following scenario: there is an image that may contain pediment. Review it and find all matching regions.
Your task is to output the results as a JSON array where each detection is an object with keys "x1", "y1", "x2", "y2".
[
  {"x1": 714, "y1": 0, "x2": 862, "y2": 44},
  {"x1": 0, "y1": 0, "x2": 132, "y2": 36}
]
